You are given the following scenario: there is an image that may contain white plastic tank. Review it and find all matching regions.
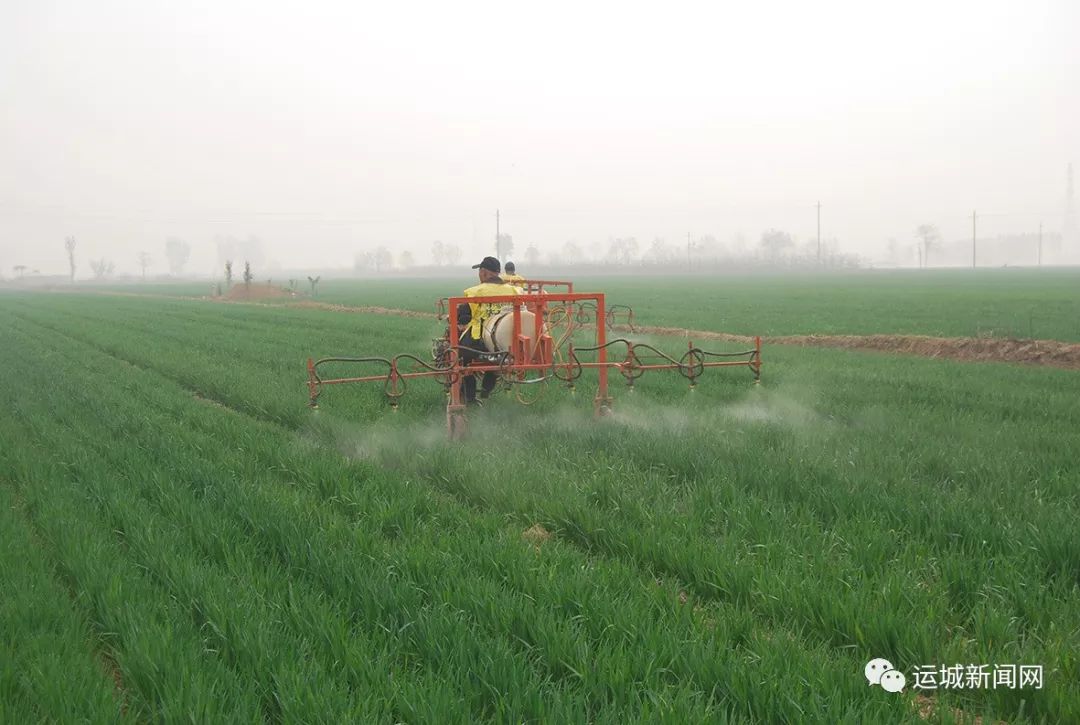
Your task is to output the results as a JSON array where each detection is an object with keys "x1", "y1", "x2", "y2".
[{"x1": 482, "y1": 308, "x2": 541, "y2": 359}]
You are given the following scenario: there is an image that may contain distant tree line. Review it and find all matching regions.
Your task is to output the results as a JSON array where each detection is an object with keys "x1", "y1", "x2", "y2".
[
  {"x1": 532, "y1": 231, "x2": 862, "y2": 270},
  {"x1": 343, "y1": 229, "x2": 866, "y2": 275}
]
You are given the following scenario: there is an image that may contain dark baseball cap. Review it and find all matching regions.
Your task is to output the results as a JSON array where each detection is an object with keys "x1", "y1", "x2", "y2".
[{"x1": 471, "y1": 256, "x2": 501, "y2": 273}]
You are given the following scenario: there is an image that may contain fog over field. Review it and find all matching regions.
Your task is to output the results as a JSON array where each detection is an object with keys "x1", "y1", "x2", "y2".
[{"x1": 1, "y1": 0, "x2": 1078, "y2": 276}]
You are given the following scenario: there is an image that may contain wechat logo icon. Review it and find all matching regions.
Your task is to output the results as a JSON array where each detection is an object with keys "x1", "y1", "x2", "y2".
[{"x1": 865, "y1": 658, "x2": 906, "y2": 693}]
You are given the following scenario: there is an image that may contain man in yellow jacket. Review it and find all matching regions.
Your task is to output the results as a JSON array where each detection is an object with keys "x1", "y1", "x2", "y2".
[
  {"x1": 502, "y1": 261, "x2": 525, "y2": 290},
  {"x1": 457, "y1": 256, "x2": 520, "y2": 405}
]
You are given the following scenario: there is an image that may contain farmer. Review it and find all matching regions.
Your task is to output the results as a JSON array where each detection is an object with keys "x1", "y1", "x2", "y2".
[
  {"x1": 456, "y1": 256, "x2": 520, "y2": 405},
  {"x1": 502, "y1": 260, "x2": 526, "y2": 289}
]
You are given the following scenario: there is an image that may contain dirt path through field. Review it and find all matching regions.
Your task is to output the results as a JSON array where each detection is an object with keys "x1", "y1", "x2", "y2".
[
  {"x1": 78, "y1": 290, "x2": 1080, "y2": 371},
  {"x1": 621, "y1": 323, "x2": 1080, "y2": 370}
]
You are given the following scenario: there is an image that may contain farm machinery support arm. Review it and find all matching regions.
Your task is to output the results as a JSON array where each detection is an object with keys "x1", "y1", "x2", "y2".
[{"x1": 308, "y1": 292, "x2": 761, "y2": 439}]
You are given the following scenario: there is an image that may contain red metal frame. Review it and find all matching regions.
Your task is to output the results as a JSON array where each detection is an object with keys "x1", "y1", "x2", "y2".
[
  {"x1": 309, "y1": 292, "x2": 761, "y2": 439},
  {"x1": 521, "y1": 279, "x2": 573, "y2": 294}
]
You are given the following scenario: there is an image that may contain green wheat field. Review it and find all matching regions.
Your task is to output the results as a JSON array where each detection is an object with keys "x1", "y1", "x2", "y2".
[{"x1": 1, "y1": 269, "x2": 1078, "y2": 723}]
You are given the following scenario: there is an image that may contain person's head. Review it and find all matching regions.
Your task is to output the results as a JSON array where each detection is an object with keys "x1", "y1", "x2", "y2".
[
  {"x1": 471, "y1": 256, "x2": 501, "y2": 282},
  {"x1": 505, "y1": 261, "x2": 516, "y2": 274}
]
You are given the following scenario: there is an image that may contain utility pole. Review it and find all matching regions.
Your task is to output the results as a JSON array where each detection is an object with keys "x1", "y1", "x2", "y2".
[
  {"x1": 972, "y1": 210, "x2": 977, "y2": 269},
  {"x1": 495, "y1": 209, "x2": 500, "y2": 260},
  {"x1": 1038, "y1": 222, "x2": 1043, "y2": 267},
  {"x1": 816, "y1": 201, "x2": 821, "y2": 265}
]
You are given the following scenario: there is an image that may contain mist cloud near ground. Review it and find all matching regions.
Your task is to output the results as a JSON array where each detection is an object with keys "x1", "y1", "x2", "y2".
[{"x1": 1, "y1": 0, "x2": 1077, "y2": 277}]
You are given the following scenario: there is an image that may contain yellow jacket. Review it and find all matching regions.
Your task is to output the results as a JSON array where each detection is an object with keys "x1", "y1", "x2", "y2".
[
  {"x1": 502, "y1": 273, "x2": 525, "y2": 285},
  {"x1": 461, "y1": 282, "x2": 520, "y2": 338}
]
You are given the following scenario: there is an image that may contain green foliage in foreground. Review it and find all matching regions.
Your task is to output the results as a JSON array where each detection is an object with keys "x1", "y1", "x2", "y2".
[{"x1": 1, "y1": 292, "x2": 1077, "y2": 723}]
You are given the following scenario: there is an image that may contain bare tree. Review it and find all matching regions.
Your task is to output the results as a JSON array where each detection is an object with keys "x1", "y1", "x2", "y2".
[
  {"x1": 242, "y1": 260, "x2": 253, "y2": 289},
  {"x1": 431, "y1": 240, "x2": 446, "y2": 266},
  {"x1": 354, "y1": 252, "x2": 374, "y2": 273},
  {"x1": 696, "y1": 234, "x2": 721, "y2": 263},
  {"x1": 562, "y1": 240, "x2": 583, "y2": 263},
  {"x1": 137, "y1": 252, "x2": 151, "y2": 280},
  {"x1": 307, "y1": 275, "x2": 320, "y2": 296},
  {"x1": 606, "y1": 237, "x2": 639, "y2": 265},
  {"x1": 399, "y1": 250, "x2": 415, "y2": 269},
  {"x1": 373, "y1": 246, "x2": 393, "y2": 272},
  {"x1": 165, "y1": 237, "x2": 191, "y2": 275},
  {"x1": 647, "y1": 237, "x2": 673, "y2": 264},
  {"x1": 886, "y1": 238, "x2": 899, "y2": 263},
  {"x1": 443, "y1": 244, "x2": 462, "y2": 266},
  {"x1": 64, "y1": 236, "x2": 76, "y2": 281},
  {"x1": 13, "y1": 265, "x2": 26, "y2": 279},
  {"x1": 915, "y1": 224, "x2": 940, "y2": 268},
  {"x1": 524, "y1": 244, "x2": 540, "y2": 266},
  {"x1": 224, "y1": 260, "x2": 233, "y2": 288},
  {"x1": 759, "y1": 229, "x2": 794, "y2": 257},
  {"x1": 89, "y1": 258, "x2": 114, "y2": 279}
]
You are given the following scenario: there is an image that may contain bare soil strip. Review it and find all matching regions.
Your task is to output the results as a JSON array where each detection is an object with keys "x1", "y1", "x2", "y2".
[
  {"x1": 81, "y1": 290, "x2": 1080, "y2": 370},
  {"x1": 620, "y1": 324, "x2": 1080, "y2": 370}
]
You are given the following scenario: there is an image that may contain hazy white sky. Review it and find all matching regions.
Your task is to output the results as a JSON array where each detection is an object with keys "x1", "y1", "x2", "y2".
[{"x1": 2, "y1": 0, "x2": 1077, "y2": 274}]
